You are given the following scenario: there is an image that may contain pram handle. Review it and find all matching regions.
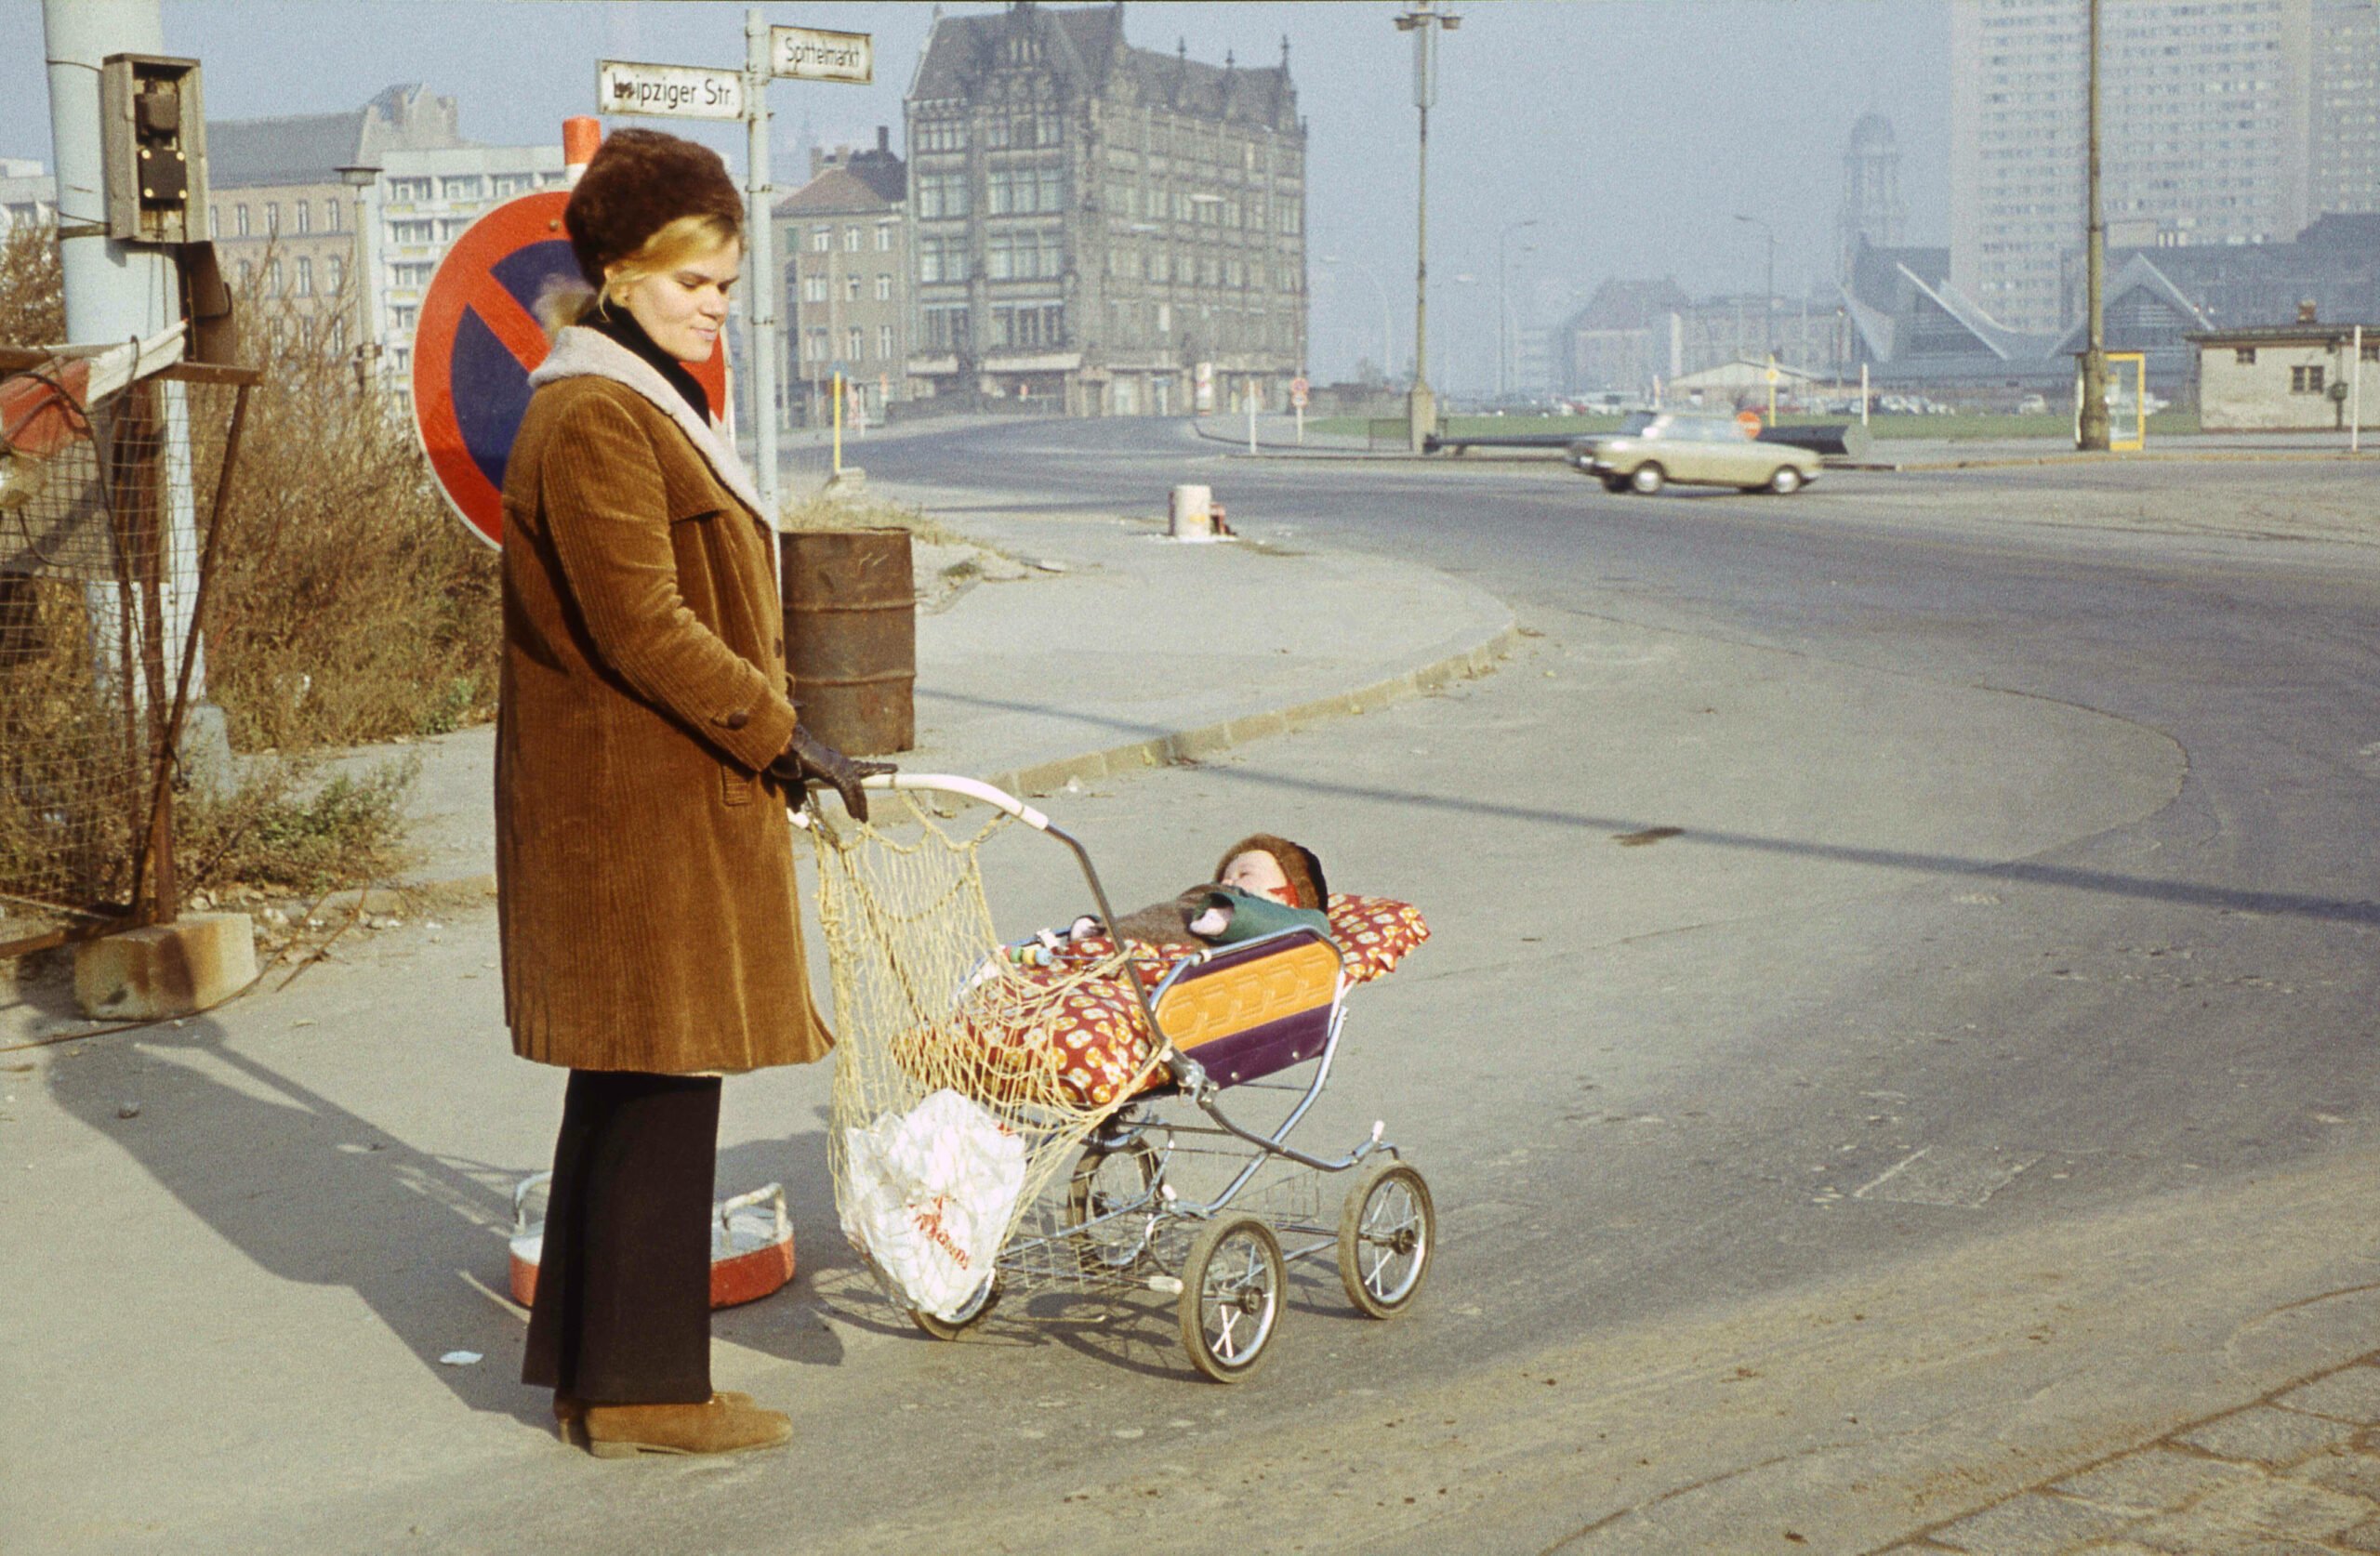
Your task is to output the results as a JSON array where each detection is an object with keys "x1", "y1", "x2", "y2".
[
  {"x1": 857, "y1": 772, "x2": 1056, "y2": 833},
  {"x1": 801, "y1": 772, "x2": 1179, "y2": 1092}
]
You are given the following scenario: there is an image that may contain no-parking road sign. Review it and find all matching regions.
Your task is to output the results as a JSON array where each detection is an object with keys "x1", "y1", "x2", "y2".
[{"x1": 411, "y1": 191, "x2": 728, "y2": 547}]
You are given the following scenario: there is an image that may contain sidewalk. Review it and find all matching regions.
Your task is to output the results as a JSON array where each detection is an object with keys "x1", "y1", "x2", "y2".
[{"x1": 373, "y1": 505, "x2": 1514, "y2": 895}]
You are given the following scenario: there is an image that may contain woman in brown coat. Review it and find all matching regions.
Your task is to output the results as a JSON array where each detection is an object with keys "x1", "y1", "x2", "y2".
[{"x1": 497, "y1": 128, "x2": 887, "y2": 1458}]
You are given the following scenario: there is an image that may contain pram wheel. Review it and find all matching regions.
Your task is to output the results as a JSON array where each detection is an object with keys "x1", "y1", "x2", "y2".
[
  {"x1": 1338, "y1": 1159, "x2": 1435, "y2": 1318},
  {"x1": 1179, "y1": 1216, "x2": 1285, "y2": 1383},
  {"x1": 909, "y1": 1274, "x2": 1001, "y2": 1340},
  {"x1": 1065, "y1": 1139, "x2": 1163, "y2": 1274}
]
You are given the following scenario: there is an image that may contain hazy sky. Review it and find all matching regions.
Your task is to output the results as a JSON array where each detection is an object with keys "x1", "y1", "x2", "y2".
[{"x1": 3, "y1": 1, "x2": 1951, "y2": 389}]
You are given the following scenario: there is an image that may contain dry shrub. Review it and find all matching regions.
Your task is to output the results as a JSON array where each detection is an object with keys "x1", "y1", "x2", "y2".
[
  {"x1": 175, "y1": 751, "x2": 416, "y2": 894},
  {"x1": 205, "y1": 270, "x2": 498, "y2": 749},
  {"x1": 0, "y1": 223, "x2": 66, "y2": 347}
]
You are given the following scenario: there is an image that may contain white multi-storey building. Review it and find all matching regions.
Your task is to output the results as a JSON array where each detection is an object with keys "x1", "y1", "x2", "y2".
[
  {"x1": 0, "y1": 158, "x2": 56, "y2": 234},
  {"x1": 368, "y1": 143, "x2": 565, "y2": 405},
  {"x1": 1950, "y1": 0, "x2": 2318, "y2": 335}
]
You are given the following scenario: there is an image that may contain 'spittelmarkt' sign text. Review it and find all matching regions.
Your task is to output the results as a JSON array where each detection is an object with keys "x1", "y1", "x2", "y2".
[{"x1": 770, "y1": 26, "x2": 873, "y2": 84}]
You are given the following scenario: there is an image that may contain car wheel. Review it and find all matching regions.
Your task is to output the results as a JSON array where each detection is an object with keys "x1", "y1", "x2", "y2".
[
  {"x1": 1628, "y1": 463, "x2": 1665, "y2": 495},
  {"x1": 1767, "y1": 467, "x2": 1802, "y2": 494}
]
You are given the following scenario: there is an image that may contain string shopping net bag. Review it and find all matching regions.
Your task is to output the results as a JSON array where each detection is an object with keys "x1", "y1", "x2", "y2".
[{"x1": 805, "y1": 786, "x2": 1168, "y2": 1319}]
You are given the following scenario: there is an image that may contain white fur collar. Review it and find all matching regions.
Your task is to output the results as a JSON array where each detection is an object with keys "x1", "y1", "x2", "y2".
[{"x1": 530, "y1": 326, "x2": 769, "y2": 523}]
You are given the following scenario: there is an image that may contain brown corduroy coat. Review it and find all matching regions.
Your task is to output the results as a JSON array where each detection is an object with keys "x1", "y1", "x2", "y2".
[{"x1": 496, "y1": 327, "x2": 831, "y2": 1074}]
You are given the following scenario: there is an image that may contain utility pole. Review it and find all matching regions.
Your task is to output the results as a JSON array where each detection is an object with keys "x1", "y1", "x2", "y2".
[
  {"x1": 744, "y1": 8, "x2": 780, "y2": 516},
  {"x1": 2077, "y1": 0, "x2": 2110, "y2": 451},
  {"x1": 1734, "y1": 213, "x2": 1776, "y2": 362},
  {"x1": 1395, "y1": 1, "x2": 1460, "y2": 453},
  {"x1": 1498, "y1": 218, "x2": 1536, "y2": 401}
]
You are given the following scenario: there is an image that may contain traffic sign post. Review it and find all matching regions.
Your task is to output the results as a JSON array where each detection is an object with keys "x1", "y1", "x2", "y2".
[
  {"x1": 1290, "y1": 374, "x2": 1309, "y2": 444},
  {"x1": 411, "y1": 189, "x2": 728, "y2": 547},
  {"x1": 595, "y1": 9, "x2": 873, "y2": 528}
]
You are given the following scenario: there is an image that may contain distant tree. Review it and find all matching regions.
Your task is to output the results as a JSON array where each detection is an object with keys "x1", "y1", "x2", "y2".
[{"x1": 0, "y1": 224, "x2": 65, "y2": 348}]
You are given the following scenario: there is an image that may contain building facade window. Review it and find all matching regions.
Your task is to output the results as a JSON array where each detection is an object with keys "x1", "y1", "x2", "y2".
[
  {"x1": 2236, "y1": 347, "x2": 2256, "y2": 364},
  {"x1": 325, "y1": 198, "x2": 340, "y2": 232},
  {"x1": 388, "y1": 177, "x2": 432, "y2": 201},
  {"x1": 265, "y1": 258, "x2": 282, "y2": 297},
  {"x1": 876, "y1": 222, "x2": 893, "y2": 251},
  {"x1": 923, "y1": 304, "x2": 970, "y2": 350},
  {"x1": 878, "y1": 323, "x2": 894, "y2": 359},
  {"x1": 295, "y1": 201, "x2": 311, "y2": 234},
  {"x1": 916, "y1": 171, "x2": 968, "y2": 218},
  {"x1": 844, "y1": 225, "x2": 862, "y2": 252},
  {"x1": 442, "y1": 176, "x2": 483, "y2": 201},
  {"x1": 235, "y1": 204, "x2": 250, "y2": 236},
  {"x1": 265, "y1": 202, "x2": 280, "y2": 234},
  {"x1": 847, "y1": 274, "x2": 862, "y2": 302},
  {"x1": 847, "y1": 325, "x2": 864, "y2": 361},
  {"x1": 875, "y1": 273, "x2": 892, "y2": 301},
  {"x1": 803, "y1": 275, "x2": 827, "y2": 303},
  {"x1": 812, "y1": 229, "x2": 830, "y2": 252},
  {"x1": 296, "y1": 257, "x2": 313, "y2": 297},
  {"x1": 2292, "y1": 364, "x2": 2327, "y2": 393},
  {"x1": 328, "y1": 255, "x2": 344, "y2": 292}
]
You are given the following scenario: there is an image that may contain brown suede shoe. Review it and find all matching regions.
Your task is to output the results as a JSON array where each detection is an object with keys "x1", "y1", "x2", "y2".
[
  {"x1": 580, "y1": 1394, "x2": 790, "y2": 1459},
  {"x1": 552, "y1": 1391, "x2": 751, "y2": 1445}
]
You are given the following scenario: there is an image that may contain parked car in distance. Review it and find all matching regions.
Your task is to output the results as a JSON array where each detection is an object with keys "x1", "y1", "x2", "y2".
[
  {"x1": 1567, "y1": 411, "x2": 1823, "y2": 495},
  {"x1": 2016, "y1": 393, "x2": 2048, "y2": 415}
]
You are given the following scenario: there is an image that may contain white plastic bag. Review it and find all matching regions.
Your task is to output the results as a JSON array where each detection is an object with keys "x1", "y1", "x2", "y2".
[{"x1": 840, "y1": 1088, "x2": 1027, "y2": 1320}]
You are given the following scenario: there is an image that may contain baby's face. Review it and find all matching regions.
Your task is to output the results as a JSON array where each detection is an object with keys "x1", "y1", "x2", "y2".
[{"x1": 1222, "y1": 850, "x2": 1293, "y2": 904}]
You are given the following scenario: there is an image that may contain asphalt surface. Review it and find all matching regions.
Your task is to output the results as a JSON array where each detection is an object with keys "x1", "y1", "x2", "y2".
[{"x1": 7, "y1": 417, "x2": 2376, "y2": 1555}]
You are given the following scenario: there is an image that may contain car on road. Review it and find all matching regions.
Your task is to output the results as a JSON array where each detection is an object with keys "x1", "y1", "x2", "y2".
[{"x1": 1567, "y1": 411, "x2": 1823, "y2": 495}]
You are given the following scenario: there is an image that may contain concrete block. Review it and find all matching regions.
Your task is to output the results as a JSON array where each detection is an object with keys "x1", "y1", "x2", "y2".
[{"x1": 74, "y1": 913, "x2": 258, "y2": 1020}]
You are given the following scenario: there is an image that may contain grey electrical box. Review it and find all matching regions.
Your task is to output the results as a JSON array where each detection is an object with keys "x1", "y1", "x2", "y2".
[{"x1": 100, "y1": 53, "x2": 208, "y2": 246}]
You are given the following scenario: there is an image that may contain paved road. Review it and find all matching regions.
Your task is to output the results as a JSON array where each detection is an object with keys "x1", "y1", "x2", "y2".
[
  {"x1": 831, "y1": 419, "x2": 2380, "y2": 1552},
  {"x1": 10, "y1": 419, "x2": 2374, "y2": 1555}
]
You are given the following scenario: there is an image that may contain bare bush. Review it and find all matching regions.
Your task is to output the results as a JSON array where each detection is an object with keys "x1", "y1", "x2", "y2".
[
  {"x1": 204, "y1": 263, "x2": 498, "y2": 749},
  {"x1": 0, "y1": 223, "x2": 65, "y2": 348}
]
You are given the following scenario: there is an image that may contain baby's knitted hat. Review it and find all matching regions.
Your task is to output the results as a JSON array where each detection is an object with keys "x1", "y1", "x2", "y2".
[{"x1": 1214, "y1": 834, "x2": 1329, "y2": 912}]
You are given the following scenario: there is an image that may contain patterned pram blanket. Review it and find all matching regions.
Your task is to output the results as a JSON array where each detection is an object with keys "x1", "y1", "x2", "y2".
[{"x1": 945, "y1": 895, "x2": 1430, "y2": 1110}]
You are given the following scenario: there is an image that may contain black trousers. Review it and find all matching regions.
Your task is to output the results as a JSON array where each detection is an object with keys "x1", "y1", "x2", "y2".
[{"x1": 522, "y1": 1070, "x2": 721, "y2": 1404}]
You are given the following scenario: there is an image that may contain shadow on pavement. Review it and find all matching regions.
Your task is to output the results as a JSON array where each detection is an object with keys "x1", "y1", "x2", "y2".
[{"x1": 46, "y1": 1019, "x2": 546, "y2": 1424}]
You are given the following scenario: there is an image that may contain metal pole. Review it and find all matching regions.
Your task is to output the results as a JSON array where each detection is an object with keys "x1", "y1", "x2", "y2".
[
  {"x1": 745, "y1": 8, "x2": 781, "y2": 519},
  {"x1": 2078, "y1": 0, "x2": 2110, "y2": 451},
  {"x1": 2354, "y1": 325, "x2": 2363, "y2": 455},
  {"x1": 1860, "y1": 362, "x2": 1870, "y2": 428}
]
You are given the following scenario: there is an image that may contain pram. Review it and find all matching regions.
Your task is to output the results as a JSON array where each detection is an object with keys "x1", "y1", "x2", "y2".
[{"x1": 804, "y1": 773, "x2": 1435, "y2": 1382}]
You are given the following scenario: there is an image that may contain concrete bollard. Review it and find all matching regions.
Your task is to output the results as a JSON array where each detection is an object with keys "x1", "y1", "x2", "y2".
[
  {"x1": 74, "y1": 912, "x2": 258, "y2": 1020},
  {"x1": 1169, "y1": 483, "x2": 1215, "y2": 540}
]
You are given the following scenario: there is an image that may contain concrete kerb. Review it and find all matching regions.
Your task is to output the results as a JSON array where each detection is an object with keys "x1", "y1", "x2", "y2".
[
  {"x1": 984, "y1": 620, "x2": 1520, "y2": 799},
  {"x1": 1846, "y1": 447, "x2": 2377, "y2": 473}
]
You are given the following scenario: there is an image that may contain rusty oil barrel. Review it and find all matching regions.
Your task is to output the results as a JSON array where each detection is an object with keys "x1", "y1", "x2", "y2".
[{"x1": 781, "y1": 528, "x2": 916, "y2": 756}]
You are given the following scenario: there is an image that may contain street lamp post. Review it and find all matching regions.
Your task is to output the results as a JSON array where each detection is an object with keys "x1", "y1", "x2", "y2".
[
  {"x1": 1395, "y1": 1, "x2": 1460, "y2": 453},
  {"x1": 1733, "y1": 213, "x2": 1776, "y2": 361},
  {"x1": 2077, "y1": 0, "x2": 2110, "y2": 451},
  {"x1": 337, "y1": 163, "x2": 382, "y2": 394},
  {"x1": 1320, "y1": 254, "x2": 1395, "y2": 388},
  {"x1": 1498, "y1": 218, "x2": 1538, "y2": 402}
]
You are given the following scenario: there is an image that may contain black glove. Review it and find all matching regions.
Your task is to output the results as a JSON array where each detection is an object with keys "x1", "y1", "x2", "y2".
[{"x1": 769, "y1": 724, "x2": 894, "y2": 823}]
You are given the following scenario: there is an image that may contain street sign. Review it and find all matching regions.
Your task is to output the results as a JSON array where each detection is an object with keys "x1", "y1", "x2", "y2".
[
  {"x1": 1764, "y1": 365, "x2": 1780, "y2": 386},
  {"x1": 598, "y1": 59, "x2": 745, "y2": 121},
  {"x1": 412, "y1": 191, "x2": 729, "y2": 547},
  {"x1": 1289, "y1": 375, "x2": 1310, "y2": 410},
  {"x1": 771, "y1": 25, "x2": 873, "y2": 83}
]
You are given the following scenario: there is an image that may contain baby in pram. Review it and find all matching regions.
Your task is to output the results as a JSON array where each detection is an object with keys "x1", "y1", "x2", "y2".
[{"x1": 1071, "y1": 833, "x2": 1333, "y2": 950}]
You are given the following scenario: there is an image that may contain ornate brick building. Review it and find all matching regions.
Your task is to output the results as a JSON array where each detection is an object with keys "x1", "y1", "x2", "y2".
[{"x1": 904, "y1": 2, "x2": 1307, "y2": 416}]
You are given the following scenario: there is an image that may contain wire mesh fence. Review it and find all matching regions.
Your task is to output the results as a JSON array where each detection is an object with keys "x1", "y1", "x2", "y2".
[{"x1": 0, "y1": 345, "x2": 255, "y2": 956}]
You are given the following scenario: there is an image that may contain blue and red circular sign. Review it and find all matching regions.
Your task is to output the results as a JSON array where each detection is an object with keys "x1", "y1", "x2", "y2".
[{"x1": 412, "y1": 191, "x2": 728, "y2": 547}]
